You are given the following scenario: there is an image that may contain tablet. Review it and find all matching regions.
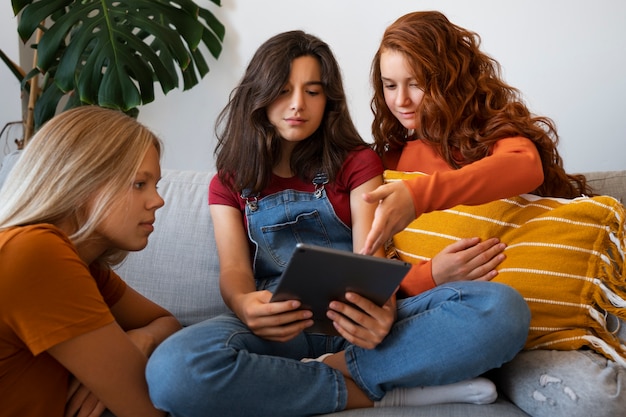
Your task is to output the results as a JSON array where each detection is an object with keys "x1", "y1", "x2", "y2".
[{"x1": 270, "y1": 243, "x2": 411, "y2": 335}]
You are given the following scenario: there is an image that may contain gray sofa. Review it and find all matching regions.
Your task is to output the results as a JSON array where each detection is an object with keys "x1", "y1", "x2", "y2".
[
  {"x1": 113, "y1": 166, "x2": 626, "y2": 417},
  {"x1": 1, "y1": 150, "x2": 624, "y2": 417}
]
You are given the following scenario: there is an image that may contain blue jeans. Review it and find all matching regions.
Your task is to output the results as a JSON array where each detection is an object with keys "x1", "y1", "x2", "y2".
[{"x1": 146, "y1": 281, "x2": 530, "y2": 417}]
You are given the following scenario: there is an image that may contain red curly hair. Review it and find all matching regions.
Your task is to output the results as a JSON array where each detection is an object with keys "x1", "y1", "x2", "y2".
[{"x1": 370, "y1": 11, "x2": 590, "y2": 198}]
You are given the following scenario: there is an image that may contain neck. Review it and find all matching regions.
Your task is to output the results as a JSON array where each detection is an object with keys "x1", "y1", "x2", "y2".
[
  {"x1": 273, "y1": 161, "x2": 294, "y2": 178},
  {"x1": 274, "y1": 141, "x2": 296, "y2": 177},
  {"x1": 56, "y1": 219, "x2": 103, "y2": 265}
]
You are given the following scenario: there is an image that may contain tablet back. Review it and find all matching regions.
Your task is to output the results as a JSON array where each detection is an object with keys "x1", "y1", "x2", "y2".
[{"x1": 270, "y1": 243, "x2": 411, "y2": 334}]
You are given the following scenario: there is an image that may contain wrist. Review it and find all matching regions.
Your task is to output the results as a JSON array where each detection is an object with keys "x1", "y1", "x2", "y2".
[{"x1": 127, "y1": 328, "x2": 157, "y2": 357}]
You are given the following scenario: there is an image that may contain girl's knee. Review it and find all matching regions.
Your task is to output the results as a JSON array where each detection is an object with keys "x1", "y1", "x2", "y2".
[
  {"x1": 146, "y1": 335, "x2": 228, "y2": 413},
  {"x1": 485, "y1": 283, "x2": 530, "y2": 326},
  {"x1": 146, "y1": 353, "x2": 178, "y2": 410},
  {"x1": 472, "y1": 283, "x2": 530, "y2": 355},
  {"x1": 146, "y1": 337, "x2": 187, "y2": 405}
]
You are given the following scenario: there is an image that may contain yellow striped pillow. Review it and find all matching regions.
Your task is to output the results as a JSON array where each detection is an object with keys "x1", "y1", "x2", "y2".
[{"x1": 385, "y1": 170, "x2": 626, "y2": 366}]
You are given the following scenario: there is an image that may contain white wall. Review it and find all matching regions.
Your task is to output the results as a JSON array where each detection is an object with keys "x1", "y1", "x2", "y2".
[
  {"x1": 0, "y1": 0, "x2": 22, "y2": 155},
  {"x1": 3, "y1": 0, "x2": 625, "y2": 173}
]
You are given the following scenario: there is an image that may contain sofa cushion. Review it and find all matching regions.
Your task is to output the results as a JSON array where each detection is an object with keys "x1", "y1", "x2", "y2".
[
  {"x1": 323, "y1": 398, "x2": 530, "y2": 417},
  {"x1": 584, "y1": 170, "x2": 626, "y2": 204},
  {"x1": 114, "y1": 169, "x2": 229, "y2": 326},
  {"x1": 0, "y1": 150, "x2": 21, "y2": 191},
  {"x1": 493, "y1": 349, "x2": 626, "y2": 417},
  {"x1": 385, "y1": 170, "x2": 626, "y2": 366},
  {"x1": 102, "y1": 397, "x2": 528, "y2": 417}
]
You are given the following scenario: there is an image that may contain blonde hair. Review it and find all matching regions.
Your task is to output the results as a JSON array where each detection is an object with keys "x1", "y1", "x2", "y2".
[{"x1": 0, "y1": 106, "x2": 162, "y2": 265}]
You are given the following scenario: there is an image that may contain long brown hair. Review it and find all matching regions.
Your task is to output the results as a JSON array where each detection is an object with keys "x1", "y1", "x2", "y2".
[
  {"x1": 370, "y1": 11, "x2": 590, "y2": 198},
  {"x1": 214, "y1": 30, "x2": 368, "y2": 194}
]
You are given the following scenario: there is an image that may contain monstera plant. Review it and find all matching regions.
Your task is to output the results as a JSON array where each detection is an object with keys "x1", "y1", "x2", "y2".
[{"x1": 1, "y1": 0, "x2": 224, "y2": 147}]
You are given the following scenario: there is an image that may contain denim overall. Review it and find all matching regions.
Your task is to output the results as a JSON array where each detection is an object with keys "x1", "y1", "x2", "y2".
[
  {"x1": 241, "y1": 173, "x2": 352, "y2": 291},
  {"x1": 147, "y1": 178, "x2": 532, "y2": 417}
]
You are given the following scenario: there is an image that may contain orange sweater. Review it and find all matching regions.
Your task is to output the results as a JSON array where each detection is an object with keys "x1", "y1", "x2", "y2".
[{"x1": 391, "y1": 137, "x2": 544, "y2": 295}]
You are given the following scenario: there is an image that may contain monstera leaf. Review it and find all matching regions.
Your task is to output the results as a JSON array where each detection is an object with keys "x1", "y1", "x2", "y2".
[{"x1": 11, "y1": 0, "x2": 224, "y2": 132}]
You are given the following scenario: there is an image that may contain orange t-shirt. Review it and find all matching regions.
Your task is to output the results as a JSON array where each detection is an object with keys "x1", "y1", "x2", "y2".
[
  {"x1": 391, "y1": 137, "x2": 544, "y2": 295},
  {"x1": 0, "y1": 224, "x2": 127, "y2": 417}
]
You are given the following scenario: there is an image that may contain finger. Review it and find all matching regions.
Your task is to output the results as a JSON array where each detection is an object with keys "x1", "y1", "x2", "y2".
[
  {"x1": 330, "y1": 316, "x2": 380, "y2": 350},
  {"x1": 75, "y1": 394, "x2": 101, "y2": 417},
  {"x1": 65, "y1": 384, "x2": 89, "y2": 417},
  {"x1": 265, "y1": 299, "x2": 305, "y2": 315},
  {"x1": 85, "y1": 402, "x2": 106, "y2": 417},
  {"x1": 327, "y1": 309, "x2": 377, "y2": 348},
  {"x1": 472, "y1": 254, "x2": 506, "y2": 281},
  {"x1": 343, "y1": 292, "x2": 379, "y2": 316},
  {"x1": 440, "y1": 237, "x2": 482, "y2": 254},
  {"x1": 328, "y1": 302, "x2": 369, "y2": 329},
  {"x1": 66, "y1": 376, "x2": 81, "y2": 400},
  {"x1": 362, "y1": 222, "x2": 385, "y2": 255},
  {"x1": 474, "y1": 270, "x2": 500, "y2": 282},
  {"x1": 469, "y1": 238, "x2": 504, "y2": 256},
  {"x1": 65, "y1": 398, "x2": 79, "y2": 417},
  {"x1": 382, "y1": 291, "x2": 397, "y2": 308},
  {"x1": 463, "y1": 241, "x2": 506, "y2": 269},
  {"x1": 250, "y1": 308, "x2": 313, "y2": 330},
  {"x1": 477, "y1": 241, "x2": 507, "y2": 263},
  {"x1": 329, "y1": 294, "x2": 392, "y2": 337},
  {"x1": 362, "y1": 183, "x2": 392, "y2": 204},
  {"x1": 255, "y1": 319, "x2": 313, "y2": 342}
]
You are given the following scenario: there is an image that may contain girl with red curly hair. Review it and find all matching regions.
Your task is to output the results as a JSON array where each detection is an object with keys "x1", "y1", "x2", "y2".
[{"x1": 363, "y1": 11, "x2": 591, "y2": 295}]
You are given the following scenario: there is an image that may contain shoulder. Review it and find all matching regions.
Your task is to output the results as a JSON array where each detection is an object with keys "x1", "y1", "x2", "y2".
[
  {"x1": 0, "y1": 225, "x2": 115, "y2": 314},
  {"x1": 1, "y1": 225, "x2": 89, "y2": 286},
  {"x1": 1, "y1": 224, "x2": 124, "y2": 303},
  {"x1": 342, "y1": 147, "x2": 383, "y2": 173},
  {"x1": 209, "y1": 171, "x2": 230, "y2": 192},
  {"x1": 0, "y1": 225, "x2": 107, "y2": 295},
  {"x1": 209, "y1": 172, "x2": 240, "y2": 207},
  {"x1": 0, "y1": 224, "x2": 75, "y2": 257},
  {"x1": 334, "y1": 147, "x2": 383, "y2": 191}
]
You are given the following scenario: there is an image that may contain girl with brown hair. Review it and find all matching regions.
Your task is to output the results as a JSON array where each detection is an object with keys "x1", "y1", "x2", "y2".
[{"x1": 145, "y1": 30, "x2": 531, "y2": 417}]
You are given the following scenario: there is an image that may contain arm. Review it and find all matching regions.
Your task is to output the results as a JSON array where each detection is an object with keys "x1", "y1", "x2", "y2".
[
  {"x1": 327, "y1": 176, "x2": 397, "y2": 349},
  {"x1": 362, "y1": 137, "x2": 543, "y2": 255},
  {"x1": 63, "y1": 284, "x2": 181, "y2": 417},
  {"x1": 210, "y1": 204, "x2": 313, "y2": 342},
  {"x1": 110, "y1": 286, "x2": 182, "y2": 356},
  {"x1": 351, "y1": 176, "x2": 386, "y2": 257},
  {"x1": 398, "y1": 238, "x2": 507, "y2": 296},
  {"x1": 403, "y1": 137, "x2": 543, "y2": 216},
  {"x1": 49, "y1": 322, "x2": 166, "y2": 417}
]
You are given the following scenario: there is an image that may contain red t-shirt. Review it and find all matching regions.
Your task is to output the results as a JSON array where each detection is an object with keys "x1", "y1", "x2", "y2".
[
  {"x1": 209, "y1": 148, "x2": 384, "y2": 229},
  {"x1": 0, "y1": 224, "x2": 127, "y2": 417}
]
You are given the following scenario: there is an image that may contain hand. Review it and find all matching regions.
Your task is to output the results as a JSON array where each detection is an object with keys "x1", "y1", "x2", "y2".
[
  {"x1": 65, "y1": 376, "x2": 106, "y2": 417},
  {"x1": 361, "y1": 181, "x2": 416, "y2": 255},
  {"x1": 327, "y1": 292, "x2": 397, "y2": 349},
  {"x1": 431, "y1": 237, "x2": 506, "y2": 285},
  {"x1": 233, "y1": 290, "x2": 313, "y2": 342}
]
